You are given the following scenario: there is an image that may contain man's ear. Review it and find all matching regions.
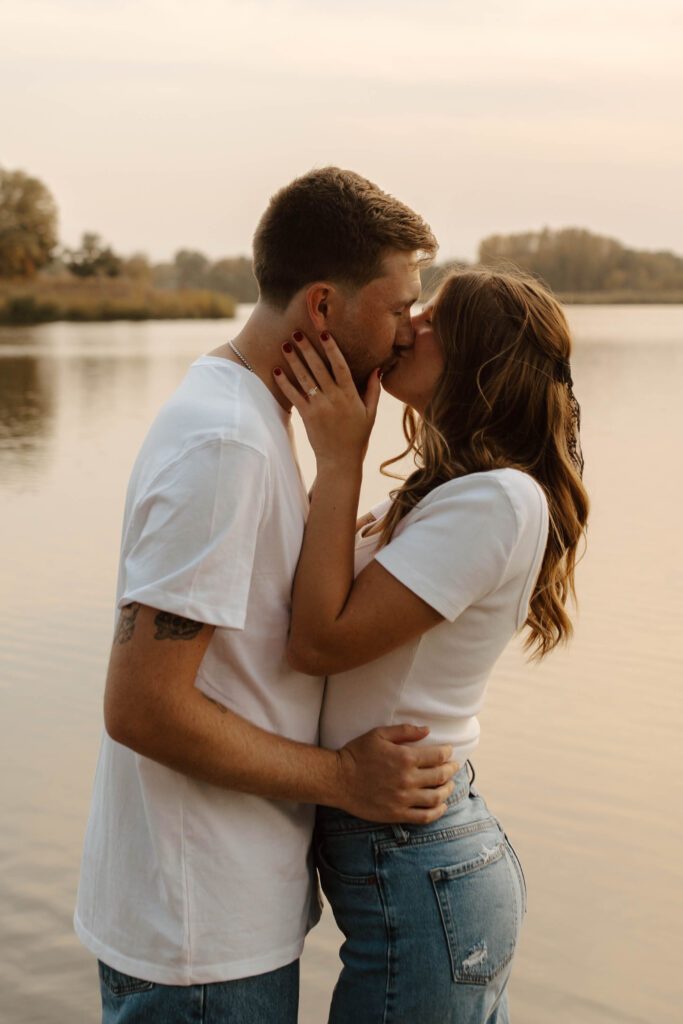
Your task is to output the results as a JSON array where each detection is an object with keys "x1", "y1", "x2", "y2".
[{"x1": 305, "y1": 283, "x2": 338, "y2": 331}]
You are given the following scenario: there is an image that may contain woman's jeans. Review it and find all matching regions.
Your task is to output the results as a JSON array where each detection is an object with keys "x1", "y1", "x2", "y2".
[{"x1": 315, "y1": 762, "x2": 526, "y2": 1024}]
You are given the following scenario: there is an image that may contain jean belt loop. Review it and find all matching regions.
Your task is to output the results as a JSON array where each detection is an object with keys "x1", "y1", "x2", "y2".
[
  {"x1": 391, "y1": 823, "x2": 410, "y2": 843},
  {"x1": 466, "y1": 759, "x2": 479, "y2": 796}
]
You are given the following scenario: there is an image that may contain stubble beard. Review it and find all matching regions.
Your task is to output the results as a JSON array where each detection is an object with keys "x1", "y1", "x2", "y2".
[{"x1": 331, "y1": 322, "x2": 374, "y2": 392}]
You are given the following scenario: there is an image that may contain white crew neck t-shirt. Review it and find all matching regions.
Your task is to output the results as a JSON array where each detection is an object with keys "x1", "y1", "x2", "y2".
[
  {"x1": 320, "y1": 469, "x2": 549, "y2": 762},
  {"x1": 75, "y1": 356, "x2": 323, "y2": 985}
]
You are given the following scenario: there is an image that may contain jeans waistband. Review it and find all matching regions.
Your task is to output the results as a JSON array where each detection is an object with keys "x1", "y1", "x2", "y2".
[{"x1": 316, "y1": 760, "x2": 475, "y2": 835}]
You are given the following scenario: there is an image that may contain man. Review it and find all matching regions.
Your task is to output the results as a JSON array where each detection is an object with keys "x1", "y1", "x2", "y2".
[{"x1": 75, "y1": 167, "x2": 456, "y2": 1023}]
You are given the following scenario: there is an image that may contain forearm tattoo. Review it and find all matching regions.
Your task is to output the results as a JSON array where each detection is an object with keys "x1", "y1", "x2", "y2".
[
  {"x1": 202, "y1": 693, "x2": 228, "y2": 714},
  {"x1": 153, "y1": 610, "x2": 204, "y2": 641},
  {"x1": 115, "y1": 602, "x2": 141, "y2": 644}
]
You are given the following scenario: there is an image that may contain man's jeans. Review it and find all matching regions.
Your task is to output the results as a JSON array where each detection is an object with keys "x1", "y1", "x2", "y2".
[{"x1": 98, "y1": 958, "x2": 299, "y2": 1023}]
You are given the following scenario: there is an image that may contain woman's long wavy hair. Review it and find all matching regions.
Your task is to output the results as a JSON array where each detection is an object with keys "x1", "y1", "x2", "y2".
[{"x1": 377, "y1": 268, "x2": 589, "y2": 659}]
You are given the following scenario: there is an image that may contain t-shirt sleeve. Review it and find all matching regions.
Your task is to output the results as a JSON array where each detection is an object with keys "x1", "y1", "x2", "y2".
[
  {"x1": 373, "y1": 474, "x2": 533, "y2": 622},
  {"x1": 119, "y1": 440, "x2": 267, "y2": 629}
]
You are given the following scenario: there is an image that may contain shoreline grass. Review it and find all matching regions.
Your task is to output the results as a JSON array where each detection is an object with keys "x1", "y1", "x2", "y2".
[{"x1": 0, "y1": 275, "x2": 236, "y2": 324}]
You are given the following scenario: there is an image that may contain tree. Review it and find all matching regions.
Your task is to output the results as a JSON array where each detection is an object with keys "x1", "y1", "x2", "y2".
[
  {"x1": 153, "y1": 254, "x2": 258, "y2": 301},
  {"x1": 66, "y1": 232, "x2": 122, "y2": 277},
  {"x1": 174, "y1": 249, "x2": 209, "y2": 288},
  {"x1": 151, "y1": 261, "x2": 179, "y2": 289},
  {"x1": 121, "y1": 252, "x2": 152, "y2": 282},
  {"x1": 0, "y1": 167, "x2": 59, "y2": 277},
  {"x1": 206, "y1": 257, "x2": 258, "y2": 302}
]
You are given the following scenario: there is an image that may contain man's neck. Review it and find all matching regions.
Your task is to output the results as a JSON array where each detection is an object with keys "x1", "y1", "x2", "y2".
[{"x1": 209, "y1": 300, "x2": 307, "y2": 412}]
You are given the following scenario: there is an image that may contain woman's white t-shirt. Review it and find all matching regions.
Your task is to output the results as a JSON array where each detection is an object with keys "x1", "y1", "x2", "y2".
[{"x1": 320, "y1": 468, "x2": 549, "y2": 762}]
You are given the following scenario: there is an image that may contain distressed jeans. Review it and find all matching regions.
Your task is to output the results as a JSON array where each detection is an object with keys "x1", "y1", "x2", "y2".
[
  {"x1": 98, "y1": 958, "x2": 299, "y2": 1023},
  {"x1": 315, "y1": 762, "x2": 526, "y2": 1024}
]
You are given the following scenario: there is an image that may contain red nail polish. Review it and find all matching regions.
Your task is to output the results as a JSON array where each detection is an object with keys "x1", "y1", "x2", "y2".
[
  {"x1": 293, "y1": 331, "x2": 304, "y2": 342},
  {"x1": 320, "y1": 331, "x2": 330, "y2": 341},
  {"x1": 283, "y1": 342, "x2": 293, "y2": 353},
  {"x1": 274, "y1": 367, "x2": 282, "y2": 376}
]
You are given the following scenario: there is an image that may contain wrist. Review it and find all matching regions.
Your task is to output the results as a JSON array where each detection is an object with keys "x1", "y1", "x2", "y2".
[
  {"x1": 313, "y1": 457, "x2": 363, "y2": 481},
  {"x1": 308, "y1": 747, "x2": 351, "y2": 810}
]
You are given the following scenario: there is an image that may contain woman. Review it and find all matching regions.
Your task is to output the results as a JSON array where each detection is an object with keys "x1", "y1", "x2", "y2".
[{"x1": 273, "y1": 268, "x2": 589, "y2": 1023}]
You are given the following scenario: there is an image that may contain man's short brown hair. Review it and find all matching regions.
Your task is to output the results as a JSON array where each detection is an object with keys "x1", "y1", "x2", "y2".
[{"x1": 252, "y1": 167, "x2": 437, "y2": 309}]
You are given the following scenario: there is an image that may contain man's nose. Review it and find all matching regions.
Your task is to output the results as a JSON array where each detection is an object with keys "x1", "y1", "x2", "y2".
[{"x1": 394, "y1": 318, "x2": 415, "y2": 349}]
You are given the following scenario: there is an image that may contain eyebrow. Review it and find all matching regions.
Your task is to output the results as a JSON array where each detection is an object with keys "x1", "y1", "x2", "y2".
[{"x1": 390, "y1": 296, "x2": 419, "y2": 311}]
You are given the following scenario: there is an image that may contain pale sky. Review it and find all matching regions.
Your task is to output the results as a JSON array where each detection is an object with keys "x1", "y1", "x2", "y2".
[{"x1": 2, "y1": 0, "x2": 682, "y2": 262}]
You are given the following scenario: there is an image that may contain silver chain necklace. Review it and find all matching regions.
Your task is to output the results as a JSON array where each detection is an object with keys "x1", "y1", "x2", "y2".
[{"x1": 228, "y1": 340, "x2": 255, "y2": 374}]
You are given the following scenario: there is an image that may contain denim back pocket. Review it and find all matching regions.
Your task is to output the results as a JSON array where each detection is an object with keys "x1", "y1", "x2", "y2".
[
  {"x1": 430, "y1": 841, "x2": 523, "y2": 985},
  {"x1": 98, "y1": 960, "x2": 154, "y2": 996}
]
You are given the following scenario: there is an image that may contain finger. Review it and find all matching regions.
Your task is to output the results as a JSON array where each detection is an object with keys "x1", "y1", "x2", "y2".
[
  {"x1": 363, "y1": 368, "x2": 382, "y2": 420},
  {"x1": 291, "y1": 332, "x2": 335, "y2": 392},
  {"x1": 319, "y1": 332, "x2": 356, "y2": 391},
  {"x1": 410, "y1": 781, "x2": 455, "y2": 808},
  {"x1": 280, "y1": 342, "x2": 321, "y2": 397},
  {"x1": 414, "y1": 764, "x2": 457, "y2": 789},
  {"x1": 401, "y1": 803, "x2": 449, "y2": 825},
  {"x1": 272, "y1": 367, "x2": 308, "y2": 412},
  {"x1": 376, "y1": 724, "x2": 430, "y2": 744},
  {"x1": 412, "y1": 744, "x2": 456, "y2": 768}
]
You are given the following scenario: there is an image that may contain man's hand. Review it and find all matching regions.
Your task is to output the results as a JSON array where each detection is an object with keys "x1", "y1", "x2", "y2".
[
  {"x1": 104, "y1": 604, "x2": 457, "y2": 820},
  {"x1": 334, "y1": 724, "x2": 458, "y2": 824}
]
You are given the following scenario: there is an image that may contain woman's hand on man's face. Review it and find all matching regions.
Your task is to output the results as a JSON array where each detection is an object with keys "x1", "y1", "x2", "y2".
[{"x1": 273, "y1": 330, "x2": 381, "y2": 468}]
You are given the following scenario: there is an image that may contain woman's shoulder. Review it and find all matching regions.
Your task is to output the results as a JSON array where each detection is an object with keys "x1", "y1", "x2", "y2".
[
  {"x1": 412, "y1": 468, "x2": 548, "y2": 537},
  {"x1": 421, "y1": 467, "x2": 544, "y2": 505},
  {"x1": 484, "y1": 467, "x2": 547, "y2": 513}
]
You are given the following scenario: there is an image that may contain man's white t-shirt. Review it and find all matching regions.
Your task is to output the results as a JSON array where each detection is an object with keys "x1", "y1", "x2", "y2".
[
  {"x1": 75, "y1": 356, "x2": 324, "y2": 985},
  {"x1": 320, "y1": 469, "x2": 549, "y2": 763}
]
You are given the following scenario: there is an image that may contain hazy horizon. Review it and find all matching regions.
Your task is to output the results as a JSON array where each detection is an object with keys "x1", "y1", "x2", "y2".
[{"x1": 2, "y1": 0, "x2": 682, "y2": 263}]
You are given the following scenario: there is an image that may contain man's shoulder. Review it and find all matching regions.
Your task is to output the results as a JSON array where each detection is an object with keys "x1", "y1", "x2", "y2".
[{"x1": 150, "y1": 357, "x2": 283, "y2": 457}]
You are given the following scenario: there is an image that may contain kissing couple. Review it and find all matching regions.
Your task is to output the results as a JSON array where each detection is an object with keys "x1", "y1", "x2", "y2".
[{"x1": 76, "y1": 167, "x2": 588, "y2": 1023}]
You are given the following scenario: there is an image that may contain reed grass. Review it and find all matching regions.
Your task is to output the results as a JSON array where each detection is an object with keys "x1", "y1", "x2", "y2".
[{"x1": 0, "y1": 275, "x2": 236, "y2": 324}]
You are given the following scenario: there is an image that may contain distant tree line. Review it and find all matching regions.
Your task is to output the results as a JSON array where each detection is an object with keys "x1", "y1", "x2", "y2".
[
  {"x1": 3, "y1": 164, "x2": 683, "y2": 304},
  {"x1": 58, "y1": 235, "x2": 259, "y2": 302},
  {"x1": 477, "y1": 227, "x2": 683, "y2": 295},
  {"x1": 151, "y1": 251, "x2": 258, "y2": 301}
]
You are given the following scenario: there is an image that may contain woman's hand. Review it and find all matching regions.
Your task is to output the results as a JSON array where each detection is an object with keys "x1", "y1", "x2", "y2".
[{"x1": 273, "y1": 331, "x2": 381, "y2": 469}]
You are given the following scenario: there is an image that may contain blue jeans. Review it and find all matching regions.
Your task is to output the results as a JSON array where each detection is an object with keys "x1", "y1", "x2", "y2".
[
  {"x1": 98, "y1": 958, "x2": 299, "y2": 1023},
  {"x1": 315, "y1": 762, "x2": 526, "y2": 1024}
]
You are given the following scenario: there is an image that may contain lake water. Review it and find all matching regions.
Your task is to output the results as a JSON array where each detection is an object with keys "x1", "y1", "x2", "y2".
[{"x1": 1, "y1": 305, "x2": 682, "y2": 1023}]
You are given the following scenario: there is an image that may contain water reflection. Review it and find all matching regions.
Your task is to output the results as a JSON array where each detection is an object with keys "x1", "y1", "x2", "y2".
[
  {"x1": 0, "y1": 357, "x2": 56, "y2": 482},
  {"x1": 0, "y1": 356, "x2": 55, "y2": 442},
  {"x1": 0, "y1": 319, "x2": 233, "y2": 488}
]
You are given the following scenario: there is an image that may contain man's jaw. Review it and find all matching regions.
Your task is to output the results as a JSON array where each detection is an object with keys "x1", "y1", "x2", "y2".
[{"x1": 355, "y1": 356, "x2": 396, "y2": 389}]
